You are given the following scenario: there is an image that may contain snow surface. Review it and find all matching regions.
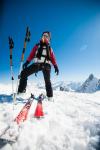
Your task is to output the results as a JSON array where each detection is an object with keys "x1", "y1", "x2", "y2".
[{"x1": 0, "y1": 83, "x2": 100, "y2": 150}]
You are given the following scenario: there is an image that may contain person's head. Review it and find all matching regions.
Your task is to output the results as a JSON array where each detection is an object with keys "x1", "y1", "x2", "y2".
[{"x1": 41, "y1": 31, "x2": 51, "y2": 44}]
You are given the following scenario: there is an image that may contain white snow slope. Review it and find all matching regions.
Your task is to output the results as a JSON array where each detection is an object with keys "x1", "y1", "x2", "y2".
[{"x1": 0, "y1": 83, "x2": 100, "y2": 150}]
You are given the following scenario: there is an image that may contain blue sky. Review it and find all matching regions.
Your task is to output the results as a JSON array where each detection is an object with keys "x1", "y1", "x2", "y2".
[{"x1": 0, "y1": 0, "x2": 100, "y2": 83}]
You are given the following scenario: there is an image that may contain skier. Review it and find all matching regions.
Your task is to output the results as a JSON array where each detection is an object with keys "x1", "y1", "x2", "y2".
[{"x1": 18, "y1": 31, "x2": 59, "y2": 100}]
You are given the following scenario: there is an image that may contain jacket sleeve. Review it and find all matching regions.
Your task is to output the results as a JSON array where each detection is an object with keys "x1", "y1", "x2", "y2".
[
  {"x1": 27, "y1": 44, "x2": 38, "y2": 62},
  {"x1": 50, "y1": 48, "x2": 57, "y2": 66}
]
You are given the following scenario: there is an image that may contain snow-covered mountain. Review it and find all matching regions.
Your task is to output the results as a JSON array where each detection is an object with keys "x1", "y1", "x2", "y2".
[
  {"x1": 56, "y1": 74, "x2": 100, "y2": 93},
  {"x1": 77, "y1": 74, "x2": 100, "y2": 93},
  {"x1": 15, "y1": 74, "x2": 100, "y2": 94},
  {"x1": 37, "y1": 81, "x2": 81, "y2": 92},
  {"x1": 52, "y1": 81, "x2": 81, "y2": 91},
  {"x1": 0, "y1": 84, "x2": 100, "y2": 150},
  {"x1": 37, "y1": 74, "x2": 100, "y2": 93}
]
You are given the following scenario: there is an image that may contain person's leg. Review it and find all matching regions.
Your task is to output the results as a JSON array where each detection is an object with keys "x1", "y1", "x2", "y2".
[
  {"x1": 42, "y1": 64, "x2": 53, "y2": 98},
  {"x1": 18, "y1": 63, "x2": 41, "y2": 93}
]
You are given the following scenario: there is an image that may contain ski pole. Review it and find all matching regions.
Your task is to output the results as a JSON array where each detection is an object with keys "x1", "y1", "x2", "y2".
[
  {"x1": 14, "y1": 27, "x2": 31, "y2": 103},
  {"x1": 9, "y1": 37, "x2": 14, "y2": 102}
]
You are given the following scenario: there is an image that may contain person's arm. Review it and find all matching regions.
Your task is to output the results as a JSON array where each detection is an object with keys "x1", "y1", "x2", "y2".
[
  {"x1": 27, "y1": 44, "x2": 38, "y2": 62},
  {"x1": 50, "y1": 48, "x2": 59, "y2": 75},
  {"x1": 23, "y1": 44, "x2": 38, "y2": 69},
  {"x1": 50, "y1": 48, "x2": 57, "y2": 66}
]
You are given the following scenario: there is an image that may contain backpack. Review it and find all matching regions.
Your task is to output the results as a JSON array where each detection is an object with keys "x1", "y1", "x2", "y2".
[{"x1": 36, "y1": 42, "x2": 51, "y2": 63}]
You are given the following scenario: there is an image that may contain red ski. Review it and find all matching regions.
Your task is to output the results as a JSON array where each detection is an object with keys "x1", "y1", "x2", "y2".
[
  {"x1": 15, "y1": 94, "x2": 34, "y2": 124},
  {"x1": 33, "y1": 94, "x2": 45, "y2": 118}
]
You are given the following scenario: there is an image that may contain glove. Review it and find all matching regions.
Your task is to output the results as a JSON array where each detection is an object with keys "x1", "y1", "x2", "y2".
[
  {"x1": 54, "y1": 65, "x2": 59, "y2": 75},
  {"x1": 23, "y1": 60, "x2": 29, "y2": 70}
]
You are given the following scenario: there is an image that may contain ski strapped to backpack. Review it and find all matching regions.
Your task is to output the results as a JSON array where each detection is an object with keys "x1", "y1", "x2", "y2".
[{"x1": 14, "y1": 27, "x2": 31, "y2": 103}]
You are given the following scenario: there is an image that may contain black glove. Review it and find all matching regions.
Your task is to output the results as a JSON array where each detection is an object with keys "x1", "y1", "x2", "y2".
[
  {"x1": 54, "y1": 65, "x2": 59, "y2": 75},
  {"x1": 23, "y1": 60, "x2": 30, "y2": 70}
]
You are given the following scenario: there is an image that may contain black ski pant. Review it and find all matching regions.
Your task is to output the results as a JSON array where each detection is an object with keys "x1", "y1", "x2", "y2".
[{"x1": 18, "y1": 63, "x2": 53, "y2": 97}]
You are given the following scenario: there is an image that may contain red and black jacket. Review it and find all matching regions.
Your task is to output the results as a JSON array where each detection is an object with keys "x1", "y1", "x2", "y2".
[{"x1": 27, "y1": 43, "x2": 57, "y2": 66}]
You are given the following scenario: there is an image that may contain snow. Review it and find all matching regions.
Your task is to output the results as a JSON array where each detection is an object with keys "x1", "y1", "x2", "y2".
[{"x1": 0, "y1": 83, "x2": 100, "y2": 150}]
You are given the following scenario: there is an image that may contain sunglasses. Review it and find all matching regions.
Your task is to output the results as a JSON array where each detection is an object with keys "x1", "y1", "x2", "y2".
[{"x1": 42, "y1": 33, "x2": 50, "y2": 39}]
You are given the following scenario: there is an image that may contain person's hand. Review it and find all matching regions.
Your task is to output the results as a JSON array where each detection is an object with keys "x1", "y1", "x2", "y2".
[
  {"x1": 54, "y1": 65, "x2": 59, "y2": 75},
  {"x1": 23, "y1": 60, "x2": 29, "y2": 69}
]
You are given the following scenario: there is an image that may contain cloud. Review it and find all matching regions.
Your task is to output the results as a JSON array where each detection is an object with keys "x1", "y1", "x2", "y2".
[{"x1": 80, "y1": 44, "x2": 88, "y2": 52}]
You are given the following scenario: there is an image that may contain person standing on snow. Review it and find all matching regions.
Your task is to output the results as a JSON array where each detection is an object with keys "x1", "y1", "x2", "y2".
[{"x1": 18, "y1": 31, "x2": 59, "y2": 100}]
